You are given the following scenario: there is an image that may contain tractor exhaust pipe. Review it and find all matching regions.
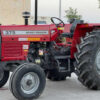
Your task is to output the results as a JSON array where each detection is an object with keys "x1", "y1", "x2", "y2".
[
  {"x1": 22, "y1": 11, "x2": 30, "y2": 25},
  {"x1": 34, "y1": 0, "x2": 38, "y2": 25},
  {"x1": 22, "y1": 0, "x2": 38, "y2": 25}
]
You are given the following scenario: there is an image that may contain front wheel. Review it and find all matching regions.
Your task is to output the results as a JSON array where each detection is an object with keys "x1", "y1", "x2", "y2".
[
  {"x1": 9, "y1": 63, "x2": 46, "y2": 100},
  {"x1": 74, "y1": 30, "x2": 100, "y2": 90}
]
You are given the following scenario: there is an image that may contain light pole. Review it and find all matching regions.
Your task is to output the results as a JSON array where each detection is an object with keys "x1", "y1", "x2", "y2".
[
  {"x1": 34, "y1": 0, "x2": 38, "y2": 25},
  {"x1": 59, "y1": 0, "x2": 62, "y2": 18}
]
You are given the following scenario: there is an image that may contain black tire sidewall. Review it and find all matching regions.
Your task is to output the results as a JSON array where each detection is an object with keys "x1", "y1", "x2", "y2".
[
  {"x1": 90, "y1": 40, "x2": 100, "y2": 83},
  {"x1": 0, "y1": 70, "x2": 9, "y2": 88},
  {"x1": 12, "y1": 64, "x2": 46, "y2": 100},
  {"x1": 74, "y1": 31, "x2": 100, "y2": 89}
]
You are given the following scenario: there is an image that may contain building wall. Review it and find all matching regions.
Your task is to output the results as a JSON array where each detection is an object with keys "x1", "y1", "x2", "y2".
[{"x1": 0, "y1": 0, "x2": 31, "y2": 25}]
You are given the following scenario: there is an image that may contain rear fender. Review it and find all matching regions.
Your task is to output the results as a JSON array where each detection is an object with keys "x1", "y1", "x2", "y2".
[{"x1": 71, "y1": 24, "x2": 99, "y2": 58}]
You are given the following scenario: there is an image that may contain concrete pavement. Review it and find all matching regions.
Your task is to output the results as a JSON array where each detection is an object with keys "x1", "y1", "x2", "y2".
[{"x1": 0, "y1": 74, "x2": 100, "y2": 100}]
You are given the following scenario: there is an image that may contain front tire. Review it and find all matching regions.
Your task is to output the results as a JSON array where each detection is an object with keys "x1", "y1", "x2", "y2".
[
  {"x1": 10, "y1": 63, "x2": 46, "y2": 100},
  {"x1": 74, "y1": 30, "x2": 100, "y2": 90}
]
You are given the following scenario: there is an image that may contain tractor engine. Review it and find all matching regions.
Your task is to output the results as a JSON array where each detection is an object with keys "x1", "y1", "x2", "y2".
[{"x1": 28, "y1": 42, "x2": 74, "y2": 78}]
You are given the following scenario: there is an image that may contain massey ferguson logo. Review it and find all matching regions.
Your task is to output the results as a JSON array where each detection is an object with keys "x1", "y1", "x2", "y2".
[{"x1": 3, "y1": 30, "x2": 49, "y2": 35}]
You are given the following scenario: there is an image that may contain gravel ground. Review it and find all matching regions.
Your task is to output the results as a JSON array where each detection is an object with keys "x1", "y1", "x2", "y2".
[{"x1": 0, "y1": 74, "x2": 100, "y2": 100}]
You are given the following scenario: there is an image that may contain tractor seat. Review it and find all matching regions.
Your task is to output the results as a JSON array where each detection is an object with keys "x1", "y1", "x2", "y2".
[{"x1": 61, "y1": 19, "x2": 84, "y2": 38}]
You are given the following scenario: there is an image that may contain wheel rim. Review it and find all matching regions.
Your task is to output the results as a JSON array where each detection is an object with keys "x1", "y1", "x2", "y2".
[
  {"x1": 20, "y1": 72, "x2": 40, "y2": 94},
  {"x1": 95, "y1": 48, "x2": 100, "y2": 74},
  {"x1": 0, "y1": 68, "x2": 4, "y2": 81}
]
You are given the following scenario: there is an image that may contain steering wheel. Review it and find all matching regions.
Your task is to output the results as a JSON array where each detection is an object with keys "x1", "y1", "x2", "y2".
[{"x1": 51, "y1": 17, "x2": 65, "y2": 27}]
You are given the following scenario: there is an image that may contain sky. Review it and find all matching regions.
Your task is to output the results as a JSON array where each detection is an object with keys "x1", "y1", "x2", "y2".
[{"x1": 31, "y1": 0, "x2": 100, "y2": 23}]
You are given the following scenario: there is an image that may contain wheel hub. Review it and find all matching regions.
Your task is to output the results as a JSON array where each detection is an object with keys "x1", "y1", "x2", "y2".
[
  {"x1": 26, "y1": 80, "x2": 32, "y2": 86},
  {"x1": 21, "y1": 72, "x2": 40, "y2": 94}
]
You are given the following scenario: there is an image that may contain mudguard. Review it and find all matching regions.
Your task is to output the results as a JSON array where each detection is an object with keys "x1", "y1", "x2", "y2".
[{"x1": 71, "y1": 24, "x2": 100, "y2": 58}]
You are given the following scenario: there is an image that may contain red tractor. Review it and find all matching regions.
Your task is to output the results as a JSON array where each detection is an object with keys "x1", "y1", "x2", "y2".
[{"x1": 1, "y1": 1, "x2": 100, "y2": 100}]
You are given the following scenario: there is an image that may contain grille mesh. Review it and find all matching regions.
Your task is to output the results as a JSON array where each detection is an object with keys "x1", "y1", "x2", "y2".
[{"x1": 3, "y1": 43, "x2": 22, "y2": 57}]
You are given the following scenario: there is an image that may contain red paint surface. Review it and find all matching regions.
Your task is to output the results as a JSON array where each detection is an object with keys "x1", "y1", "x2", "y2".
[{"x1": 1, "y1": 23, "x2": 100, "y2": 61}]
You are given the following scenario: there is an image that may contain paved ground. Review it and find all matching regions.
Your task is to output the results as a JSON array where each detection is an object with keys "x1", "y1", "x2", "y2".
[{"x1": 0, "y1": 74, "x2": 100, "y2": 100}]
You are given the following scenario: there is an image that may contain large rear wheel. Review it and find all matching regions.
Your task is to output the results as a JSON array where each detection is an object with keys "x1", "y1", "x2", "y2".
[{"x1": 74, "y1": 30, "x2": 100, "y2": 90}]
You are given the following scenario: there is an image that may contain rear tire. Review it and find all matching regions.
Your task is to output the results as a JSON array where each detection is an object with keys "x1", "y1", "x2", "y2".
[
  {"x1": 74, "y1": 30, "x2": 100, "y2": 90},
  {"x1": 0, "y1": 68, "x2": 9, "y2": 88},
  {"x1": 10, "y1": 63, "x2": 46, "y2": 100}
]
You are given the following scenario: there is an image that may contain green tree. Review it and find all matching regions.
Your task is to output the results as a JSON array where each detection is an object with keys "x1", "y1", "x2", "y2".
[{"x1": 65, "y1": 7, "x2": 82, "y2": 23}]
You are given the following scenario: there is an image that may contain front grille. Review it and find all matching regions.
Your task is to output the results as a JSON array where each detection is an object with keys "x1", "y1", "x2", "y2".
[{"x1": 3, "y1": 43, "x2": 22, "y2": 57}]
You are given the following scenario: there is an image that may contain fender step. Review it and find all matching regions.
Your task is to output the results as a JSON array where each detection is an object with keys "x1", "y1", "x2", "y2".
[{"x1": 54, "y1": 55, "x2": 70, "y2": 59}]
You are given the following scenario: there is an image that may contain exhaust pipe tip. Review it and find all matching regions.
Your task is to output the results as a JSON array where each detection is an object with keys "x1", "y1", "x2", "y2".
[{"x1": 22, "y1": 11, "x2": 30, "y2": 25}]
